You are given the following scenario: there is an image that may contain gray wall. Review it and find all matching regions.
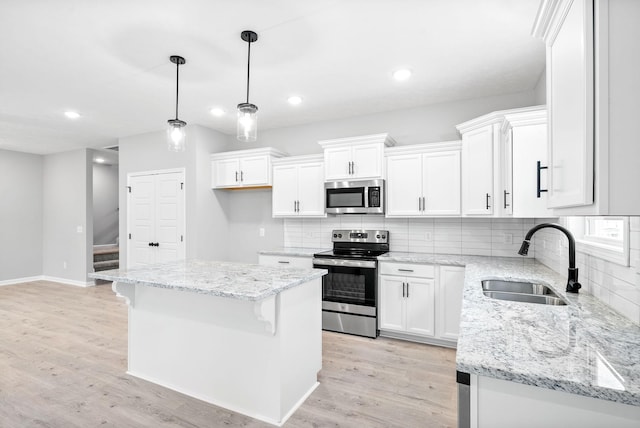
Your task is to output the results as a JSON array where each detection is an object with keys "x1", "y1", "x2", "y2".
[
  {"x1": 118, "y1": 124, "x2": 230, "y2": 267},
  {"x1": 42, "y1": 149, "x2": 92, "y2": 283},
  {"x1": 0, "y1": 149, "x2": 43, "y2": 282},
  {"x1": 92, "y1": 162, "x2": 119, "y2": 245},
  {"x1": 224, "y1": 90, "x2": 538, "y2": 155}
]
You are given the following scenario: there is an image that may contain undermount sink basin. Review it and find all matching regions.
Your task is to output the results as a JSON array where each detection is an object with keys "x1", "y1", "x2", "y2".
[{"x1": 481, "y1": 279, "x2": 568, "y2": 306}]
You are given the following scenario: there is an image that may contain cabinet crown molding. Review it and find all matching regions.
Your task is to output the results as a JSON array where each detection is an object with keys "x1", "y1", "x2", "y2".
[
  {"x1": 501, "y1": 108, "x2": 547, "y2": 133},
  {"x1": 532, "y1": 0, "x2": 571, "y2": 43},
  {"x1": 210, "y1": 147, "x2": 287, "y2": 161},
  {"x1": 456, "y1": 105, "x2": 547, "y2": 135},
  {"x1": 271, "y1": 154, "x2": 324, "y2": 166},
  {"x1": 318, "y1": 133, "x2": 396, "y2": 149},
  {"x1": 385, "y1": 140, "x2": 461, "y2": 156}
]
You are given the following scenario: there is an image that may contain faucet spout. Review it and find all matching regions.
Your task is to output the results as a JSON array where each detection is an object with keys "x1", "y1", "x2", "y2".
[{"x1": 518, "y1": 223, "x2": 582, "y2": 293}]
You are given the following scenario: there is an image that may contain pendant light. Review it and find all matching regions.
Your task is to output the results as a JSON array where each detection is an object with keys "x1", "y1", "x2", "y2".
[
  {"x1": 237, "y1": 30, "x2": 258, "y2": 142},
  {"x1": 167, "y1": 55, "x2": 187, "y2": 152}
]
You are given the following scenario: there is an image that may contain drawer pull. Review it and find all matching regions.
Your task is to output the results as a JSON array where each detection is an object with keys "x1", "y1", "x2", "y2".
[
  {"x1": 398, "y1": 268, "x2": 414, "y2": 272},
  {"x1": 278, "y1": 261, "x2": 290, "y2": 264}
]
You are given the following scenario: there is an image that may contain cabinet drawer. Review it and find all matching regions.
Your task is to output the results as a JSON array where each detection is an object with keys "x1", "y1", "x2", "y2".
[
  {"x1": 258, "y1": 254, "x2": 313, "y2": 269},
  {"x1": 379, "y1": 262, "x2": 434, "y2": 278}
]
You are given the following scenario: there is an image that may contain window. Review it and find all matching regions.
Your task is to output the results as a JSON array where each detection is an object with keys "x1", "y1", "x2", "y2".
[{"x1": 566, "y1": 217, "x2": 629, "y2": 266}]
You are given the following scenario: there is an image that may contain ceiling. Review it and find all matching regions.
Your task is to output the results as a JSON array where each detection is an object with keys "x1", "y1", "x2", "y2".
[{"x1": 0, "y1": 0, "x2": 545, "y2": 155}]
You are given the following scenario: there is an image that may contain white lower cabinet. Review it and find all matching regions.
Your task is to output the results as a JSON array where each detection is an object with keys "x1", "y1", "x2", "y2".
[
  {"x1": 258, "y1": 254, "x2": 313, "y2": 269},
  {"x1": 379, "y1": 261, "x2": 464, "y2": 347}
]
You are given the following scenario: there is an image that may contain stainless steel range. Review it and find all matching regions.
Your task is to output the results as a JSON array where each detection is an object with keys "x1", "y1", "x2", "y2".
[{"x1": 312, "y1": 229, "x2": 389, "y2": 338}]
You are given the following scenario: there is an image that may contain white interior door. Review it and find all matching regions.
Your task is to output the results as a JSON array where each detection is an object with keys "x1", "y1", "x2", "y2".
[
  {"x1": 128, "y1": 175, "x2": 156, "y2": 268},
  {"x1": 155, "y1": 172, "x2": 185, "y2": 263},
  {"x1": 127, "y1": 170, "x2": 185, "y2": 268}
]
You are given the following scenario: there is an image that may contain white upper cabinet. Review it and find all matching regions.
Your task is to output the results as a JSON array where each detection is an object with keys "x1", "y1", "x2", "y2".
[
  {"x1": 211, "y1": 147, "x2": 286, "y2": 189},
  {"x1": 319, "y1": 133, "x2": 395, "y2": 181},
  {"x1": 272, "y1": 155, "x2": 326, "y2": 218},
  {"x1": 502, "y1": 108, "x2": 554, "y2": 218},
  {"x1": 386, "y1": 142, "x2": 461, "y2": 217},
  {"x1": 458, "y1": 122, "x2": 498, "y2": 216},
  {"x1": 533, "y1": 0, "x2": 640, "y2": 214}
]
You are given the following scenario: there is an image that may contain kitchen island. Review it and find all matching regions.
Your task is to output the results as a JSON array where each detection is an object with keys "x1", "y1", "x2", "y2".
[{"x1": 90, "y1": 259, "x2": 327, "y2": 426}]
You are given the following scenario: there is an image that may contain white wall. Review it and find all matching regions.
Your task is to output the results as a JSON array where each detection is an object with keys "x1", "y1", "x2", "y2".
[
  {"x1": 118, "y1": 124, "x2": 230, "y2": 267},
  {"x1": 42, "y1": 149, "x2": 93, "y2": 284},
  {"x1": 0, "y1": 149, "x2": 43, "y2": 282},
  {"x1": 223, "y1": 90, "x2": 537, "y2": 155},
  {"x1": 534, "y1": 217, "x2": 640, "y2": 325},
  {"x1": 533, "y1": 69, "x2": 546, "y2": 105},
  {"x1": 92, "y1": 162, "x2": 119, "y2": 245}
]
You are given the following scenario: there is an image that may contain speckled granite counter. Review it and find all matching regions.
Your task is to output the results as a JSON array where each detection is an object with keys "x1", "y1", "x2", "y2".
[
  {"x1": 90, "y1": 259, "x2": 327, "y2": 301},
  {"x1": 378, "y1": 253, "x2": 640, "y2": 407},
  {"x1": 91, "y1": 258, "x2": 325, "y2": 425},
  {"x1": 258, "y1": 247, "x2": 329, "y2": 257}
]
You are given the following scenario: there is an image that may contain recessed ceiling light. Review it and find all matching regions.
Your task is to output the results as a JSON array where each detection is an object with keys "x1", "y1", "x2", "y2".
[
  {"x1": 392, "y1": 69, "x2": 412, "y2": 81},
  {"x1": 287, "y1": 96, "x2": 302, "y2": 106},
  {"x1": 210, "y1": 107, "x2": 225, "y2": 117},
  {"x1": 95, "y1": 157, "x2": 105, "y2": 164},
  {"x1": 64, "y1": 111, "x2": 81, "y2": 119}
]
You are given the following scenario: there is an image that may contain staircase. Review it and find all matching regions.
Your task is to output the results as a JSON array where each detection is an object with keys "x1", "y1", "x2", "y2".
[{"x1": 93, "y1": 245, "x2": 119, "y2": 272}]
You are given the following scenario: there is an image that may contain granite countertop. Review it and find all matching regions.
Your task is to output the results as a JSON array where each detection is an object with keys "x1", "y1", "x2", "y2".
[
  {"x1": 454, "y1": 257, "x2": 640, "y2": 407},
  {"x1": 89, "y1": 259, "x2": 327, "y2": 301},
  {"x1": 258, "y1": 247, "x2": 330, "y2": 257},
  {"x1": 380, "y1": 251, "x2": 640, "y2": 407}
]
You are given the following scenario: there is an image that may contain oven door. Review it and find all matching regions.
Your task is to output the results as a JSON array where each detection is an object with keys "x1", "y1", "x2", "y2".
[{"x1": 312, "y1": 258, "x2": 377, "y2": 316}]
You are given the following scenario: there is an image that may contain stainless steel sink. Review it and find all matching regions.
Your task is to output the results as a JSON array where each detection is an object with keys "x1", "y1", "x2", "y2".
[{"x1": 481, "y1": 279, "x2": 568, "y2": 305}]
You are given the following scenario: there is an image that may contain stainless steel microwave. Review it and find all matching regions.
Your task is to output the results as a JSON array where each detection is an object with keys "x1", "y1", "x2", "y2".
[{"x1": 325, "y1": 179, "x2": 385, "y2": 214}]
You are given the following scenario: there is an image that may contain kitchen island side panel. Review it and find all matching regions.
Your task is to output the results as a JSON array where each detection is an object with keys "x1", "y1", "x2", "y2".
[{"x1": 119, "y1": 278, "x2": 321, "y2": 426}]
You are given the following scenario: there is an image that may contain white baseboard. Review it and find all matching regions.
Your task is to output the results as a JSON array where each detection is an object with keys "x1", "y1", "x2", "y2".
[
  {"x1": 42, "y1": 276, "x2": 96, "y2": 287},
  {"x1": 0, "y1": 275, "x2": 45, "y2": 286},
  {"x1": 1, "y1": 275, "x2": 96, "y2": 287}
]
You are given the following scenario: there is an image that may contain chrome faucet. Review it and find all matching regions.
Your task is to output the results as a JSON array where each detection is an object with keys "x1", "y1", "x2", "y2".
[{"x1": 518, "y1": 223, "x2": 582, "y2": 293}]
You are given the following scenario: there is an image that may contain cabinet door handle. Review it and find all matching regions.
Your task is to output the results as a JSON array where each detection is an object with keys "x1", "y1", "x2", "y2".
[
  {"x1": 297, "y1": 200, "x2": 300, "y2": 212},
  {"x1": 418, "y1": 197, "x2": 422, "y2": 211},
  {"x1": 235, "y1": 171, "x2": 238, "y2": 182},
  {"x1": 406, "y1": 283, "x2": 410, "y2": 298},
  {"x1": 422, "y1": 196, "x2": 426, "y2": 212},
  {"x1": 537, "y1": 161, "x2": 548, "y2": 198},
  {"x1": 503, "y1": 190, "x2": 510, "y2": 209},
  {"x1": 278, "y1": 261, "x2": 290, "y2": 264},
  {"x1": 351, "y1": 161, "x2": 355, "y2": 175},
  {"x1": 148, "y1": 242, "x2": 153, "y2": 247},
  {"x1": 398, "y1": 268, "x2": 414, "y2": 272},
  {"x1": 485, "y1": 193, "x2": 491, "y2": 210},
  {"x1": 402, "y1": 282, "x2": 406, "y2": 298},
  {"x1": 240, "y1": 171, "x2": 244, "y2": 182}
]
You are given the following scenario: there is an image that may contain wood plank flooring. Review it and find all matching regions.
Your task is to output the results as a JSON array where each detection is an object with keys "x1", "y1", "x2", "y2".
[{"x1": 0, "y1": 281, "x2": 457, "y2": 427}]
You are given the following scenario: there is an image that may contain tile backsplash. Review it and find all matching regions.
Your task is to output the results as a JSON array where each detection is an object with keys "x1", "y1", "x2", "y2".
[
  {"x1": 533, "y1": 217, "x2": 640, "y2": 325},
  {"x1": 284, "y1": 216, "x2": 542, "y2": 258}
]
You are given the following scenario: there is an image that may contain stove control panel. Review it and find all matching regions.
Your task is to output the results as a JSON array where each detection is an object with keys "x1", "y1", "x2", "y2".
[{"x1": 331, "y1": 229, "x2": 389, "y2": 244}]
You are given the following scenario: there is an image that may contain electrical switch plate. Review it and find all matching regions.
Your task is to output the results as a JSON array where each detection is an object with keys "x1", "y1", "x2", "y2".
[
  {"x1": 259, "y1": 227, "x2": 265, "y2": 237},
  {"x1": 425, "y1": 232, "x2": 433, "y2": 242},
  {"x1": 76, "y1": 226, "x2": 83, "y2": 233}
]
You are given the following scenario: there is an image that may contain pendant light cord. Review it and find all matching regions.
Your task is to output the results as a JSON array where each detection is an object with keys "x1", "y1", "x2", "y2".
[
  {"x1": 246, "y1": 39, "x2": 251, "y2": 104},
  {"x1": 175, "y1": 61, "x2": 180, "y2": 120}
]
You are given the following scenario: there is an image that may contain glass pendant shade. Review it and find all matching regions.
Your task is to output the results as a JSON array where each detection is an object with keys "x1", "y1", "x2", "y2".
[
  {"x1": 237, "y1": 103, "x2": 258, "y2": 142},
  {"x1": 167, "y1": 119, "x2": 186, "y2": 152}
]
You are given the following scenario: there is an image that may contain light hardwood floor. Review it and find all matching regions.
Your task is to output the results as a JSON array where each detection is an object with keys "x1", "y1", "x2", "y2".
[{"x1": 0, "y1": 281, "x2": 457, "y2": 427}]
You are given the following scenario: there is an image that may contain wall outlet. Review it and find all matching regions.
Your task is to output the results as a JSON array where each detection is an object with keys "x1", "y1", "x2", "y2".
[
  {"x1": 304, "y1": 231, "x2": 314, "y2": 239},
  {"x1": 259, "y1": 227, "x2": 265, "y2": 237},
  {"x1": 63, "y1": 261, "x2": 67, "y2": 269},
  {"x1": 76, "y1": 225, "x2": 83, "y2": 233},
  {"x1": 503, "y1": 233, "x2": 513, "y2": 244},
  {"x1": 425, "y1": 232, "x2": 433, "y2": 242}
]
